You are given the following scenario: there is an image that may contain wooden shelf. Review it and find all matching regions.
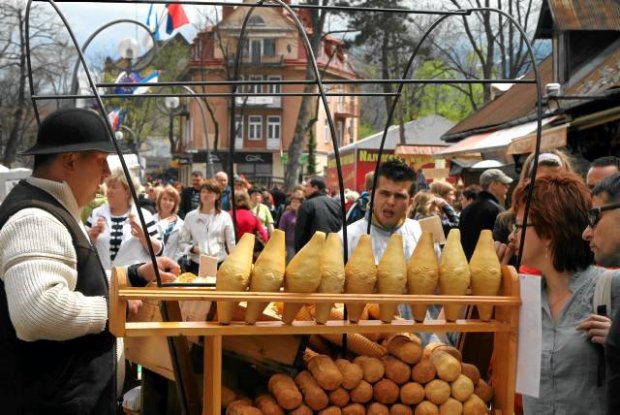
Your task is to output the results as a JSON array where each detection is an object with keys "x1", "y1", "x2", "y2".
[{"x1": 109, "y1": 266, "x2": 520, "y2": 415}]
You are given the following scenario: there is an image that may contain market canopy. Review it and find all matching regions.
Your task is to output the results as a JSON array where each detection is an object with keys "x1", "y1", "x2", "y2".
[{"x1": 437, "y1": 117, "x2": 559, "y2": 157}]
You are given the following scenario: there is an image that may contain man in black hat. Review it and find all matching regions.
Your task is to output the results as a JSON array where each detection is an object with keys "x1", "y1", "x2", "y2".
[{"x1": 0, "y1": 108, "x2": 179, "y2": 414}]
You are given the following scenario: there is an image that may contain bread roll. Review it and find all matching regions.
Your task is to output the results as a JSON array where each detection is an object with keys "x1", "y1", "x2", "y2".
[
  {"x1": 473, "y1": 379, "x2": 493, "y2": 404},
  {"x1": 424, "y1": 379, "x2": 451, "y2": 405},
  {"x1": 255, "y1": 394, "x2": 284, "y2": 415},
  {"x1": 415, "y1": 401, "x2": 439, "y2": 415},
  {"x1": 430, "y1": 351, "x2": 461, "y2": 382},
  {"x1": 390, "y1": 404, "x2": 413, "y2": 415},
  {"x1": 387, "y1": 334, "x2": 423, "y2": 365},
  {"x1": 411, "y1": 357, "x2": 437, "y2": 384},
  {"x1": 373, "y1": 378, "x2": 400, "y2": 404},
  {"x1": 469, "y1": 230, "x2": 502, "y2": 321},
  {"x1": 329, "y1": 387, "x2": 350, "y2": 407},
  {"x1": 400, "y1": 382, "x2": 425, "y2": 405},
  {"x1": 335, "y1": 359, "x2": 364, "y2": 390},
  {"x1": 316, "y1": 233, "x2": 346, "y2": 323},
  {"x1": 342, "y1": 403, "x2": 366, "y2": 415},
  {"x1": 382, "y1": 356, "x2": 411, "y2": 385},
  {"x1": 367, "y1": 403, "x2": 389, "y2": 415},
  {"x1": 349, "y1": 380, "x2": 373, "y2": 403},
  {"x1": 460, "y1": 363, "x2": 480, "y2": 385},
  {"x1": 289, "y1": 404, "x2": 313, "y2": 415},
  {"x1": 307, "y1": 354, "x2": 344, "y2": 391},
  {"x1": 345, "y1": 235, "x2": 377, "y2": 322},
  {"x1": 319, "y1": 406, "x2": 343, "y2": 415},
  {"x1": 268, "y1": 373, "x2": 302, "y2": 410},
  {"x1": 439, "y1": 398, "x2": 463, "y2": 415},
  {"x1": 450, "y1": 375, "x2": 474, "y2": 402},
  {"x1": 295, "y1": 370, "x2": 329, "y2": 411},
  {"x1": 462, "y1": 394, "x2": 486, "y2": 415},
  {"x1": 407, "y1": 232, "x2": 439, "y2": 321},
  {"x1": 377, "y1": 234, "x2": 407, "y2": 322},
  {"x1": 353, "y1": 356, "x2": 385, "y2": 383},
  {"x1": 438, "y1": 229, "x2": 471, "y2": 321}
]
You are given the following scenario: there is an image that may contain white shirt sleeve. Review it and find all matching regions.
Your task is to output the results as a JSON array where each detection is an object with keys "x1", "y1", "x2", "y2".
[{"x1": 0, "y1": 208, "x2": 108, "y2": 341}]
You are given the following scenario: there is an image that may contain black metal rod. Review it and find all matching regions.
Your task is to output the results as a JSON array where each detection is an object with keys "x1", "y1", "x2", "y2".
[
  {"x1": 98, "y1": 78, "x2": 536, "y2": 87},
  {"x1": 32, "y1": 92, "x2": 400, "y2": 100},
  {"x1": 34, "y1": 0, "x2": 470, "y2": 16}
]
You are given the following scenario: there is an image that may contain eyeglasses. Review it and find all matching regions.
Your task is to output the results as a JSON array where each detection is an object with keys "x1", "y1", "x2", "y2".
[
  {"x1": 510, "y1": 222, "x2": 533, "y2": 233},
  {"x1": 587, "y1": 202, "x2": 620, "y2": 228}
]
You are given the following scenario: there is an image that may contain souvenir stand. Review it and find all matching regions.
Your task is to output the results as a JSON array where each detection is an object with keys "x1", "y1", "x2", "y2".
[{"x1": 25, "y1": 1, "x2": 549, "y2": 414}]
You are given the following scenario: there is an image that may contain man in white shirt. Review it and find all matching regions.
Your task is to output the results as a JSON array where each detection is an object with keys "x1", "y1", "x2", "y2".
[{"x1": 0, "y1": 108, "x2": 178, "y2": 414}]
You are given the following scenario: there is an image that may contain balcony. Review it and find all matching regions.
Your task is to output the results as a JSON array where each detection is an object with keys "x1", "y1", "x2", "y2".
[
  {"x1": 229, "y1": 54, "x2": 285, "y2": 68},
  {"x1": 335, "y1": 101, "x2": 359, "y2": 118}
]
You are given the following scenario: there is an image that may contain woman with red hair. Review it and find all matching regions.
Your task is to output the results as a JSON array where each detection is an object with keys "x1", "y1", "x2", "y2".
[{"x1": 504, "y1": 172, "x2": 620, "y2": 414}]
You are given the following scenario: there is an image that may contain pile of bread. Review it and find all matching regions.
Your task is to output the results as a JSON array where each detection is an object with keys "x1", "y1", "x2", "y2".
[
  {"x1": 223, "y1": 337, "x2": 493, "y2": 415},
  {"x1": 215, "y1": 227, "x2": 502, "y2": 325}
]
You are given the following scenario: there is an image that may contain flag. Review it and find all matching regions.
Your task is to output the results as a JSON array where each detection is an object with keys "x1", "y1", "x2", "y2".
[
  {"x1": 108, "y1": 108, "x2": 123, "y2": 131},
  {"x1": 166, "y1": 3, "x2": 189, "y2": 34},
  {"x1": 113, "y1": 71, "x2": 159, "y2": 95},
  {"x1": 132, "y1": 71, "x2": 159, "y2": 95},
  {"x1": 145, "y1": 4, "x2": 161, "y2": 41}
]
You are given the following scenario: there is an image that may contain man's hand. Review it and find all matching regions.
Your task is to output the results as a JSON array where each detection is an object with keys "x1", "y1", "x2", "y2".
[
  {"x1": 576, "y1": 314, "x2": 612, "y2": 345},
  {"x1": 137, "y1": 257, "x2": 180, "y2": 283}
]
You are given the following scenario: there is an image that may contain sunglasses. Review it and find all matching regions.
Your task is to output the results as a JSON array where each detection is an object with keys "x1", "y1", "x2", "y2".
[{"x1": 587, "y1": 202, "x2": 620, "y2": 228}]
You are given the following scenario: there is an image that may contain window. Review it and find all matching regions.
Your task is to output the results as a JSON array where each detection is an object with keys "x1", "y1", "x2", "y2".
[
  {"x1": 248, "y1": 116, "x2": 263, "y2": 140},
  {"x1": 267, "y1": 75, "x2": 281, "y2": 94},
  {"x1": 248, "y1": 75, "x2": 263, "y2": 94},
  {"x1": 248, "y1": 16, "x2": 265, "y2": 26},
  {"x1": 267, "y1": 116, "x2": 281, "y2": 140},
  {"x1": 235, "y1": 116, "x2": 243, "y2": 140},
  {"x1": 324, "y1": 119, "x2": 331, "y2": 144},
  {"x1": 263, "y1": 38, "x2": 276, "y2": 56}
]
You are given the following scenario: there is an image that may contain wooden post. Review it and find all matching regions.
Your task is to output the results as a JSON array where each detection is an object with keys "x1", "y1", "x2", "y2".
[
  {"x1": 203, "y1": 335, "x2": 223, "y2": 415},
  {"x1": 109, "y1": 267, "x2": 127, "y2": 337}
]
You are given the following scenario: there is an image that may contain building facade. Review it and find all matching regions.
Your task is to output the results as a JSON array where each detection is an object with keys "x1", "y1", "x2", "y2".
[{"x1": 181, "y1": 2, "x2": 359, "y2": 184}]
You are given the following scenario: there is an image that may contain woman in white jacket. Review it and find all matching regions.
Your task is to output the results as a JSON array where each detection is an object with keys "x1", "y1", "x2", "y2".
[
  {"x1": 86, "y1": 169, "x2": 162, "y2": 270},
  {"x1": 179, "y1": 179, "x2": 235, "y2": 274},
  {"x1": 154, "y1": 185, "x2": 184, "y2": 261}
]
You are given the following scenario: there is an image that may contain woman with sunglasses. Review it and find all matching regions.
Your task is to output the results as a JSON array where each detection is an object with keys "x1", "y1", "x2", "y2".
[{"x1": 502, "y1": 172, "x2": 620, "y2": 415}]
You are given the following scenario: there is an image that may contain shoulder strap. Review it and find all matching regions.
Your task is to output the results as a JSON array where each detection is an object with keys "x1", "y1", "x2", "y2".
[{"x1": 593, "y1": 270, "x2": 614, "y2": 316}]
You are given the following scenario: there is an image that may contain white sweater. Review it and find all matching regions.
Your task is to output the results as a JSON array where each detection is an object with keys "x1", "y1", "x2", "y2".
[
  {"x1": 0, "y1": 178, "x2": 108, "y2": 342},
  {"x1": 179, "y1": 208, "x2": 236, "y2": 263}
]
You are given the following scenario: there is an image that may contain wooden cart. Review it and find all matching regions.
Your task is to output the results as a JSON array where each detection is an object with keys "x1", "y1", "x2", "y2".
[{"x1": 110, "y1": 266, "x2": 520, "y2": 415}]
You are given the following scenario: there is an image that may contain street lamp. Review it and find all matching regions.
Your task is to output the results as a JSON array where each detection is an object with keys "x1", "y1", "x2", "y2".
[{"x1": 158, "y1": 88, "x2": 215, "y2": 178}]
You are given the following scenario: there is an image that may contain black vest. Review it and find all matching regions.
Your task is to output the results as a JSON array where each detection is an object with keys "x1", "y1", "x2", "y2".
[{"x1": 0, "y1": 180, "x2": 116, "y2": 415}]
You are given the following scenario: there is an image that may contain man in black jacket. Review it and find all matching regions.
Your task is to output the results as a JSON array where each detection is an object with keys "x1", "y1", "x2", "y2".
[
  {"x1": 178, "y1": 171, "x2": 203, "y2": 218},
  {"x1": 294, "y1": 176, "x2": 342, "y2": 252},
  {"x1": 459, "y1": 168, "x2": 512, "y2": 259}
]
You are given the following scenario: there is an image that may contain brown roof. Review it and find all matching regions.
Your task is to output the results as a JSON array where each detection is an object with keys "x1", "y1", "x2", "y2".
[
  {"x1": 536, "y1": 0, "x2": 620, "y2": 37},
  {"x1": 442, "y1": 56, "x2": 553, "y2": 141}
]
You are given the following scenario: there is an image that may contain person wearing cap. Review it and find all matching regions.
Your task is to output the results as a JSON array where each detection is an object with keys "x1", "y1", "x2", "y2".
[
  {"x1": 459, "y1": 168, "x2": 513, "y2": 259},
  {"x1": 0, "y1": 108, "x2": 179, "y2": 414}
]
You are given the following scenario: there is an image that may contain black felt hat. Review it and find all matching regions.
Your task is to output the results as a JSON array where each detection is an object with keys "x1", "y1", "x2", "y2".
[{"x1": 21, "y1": 108, "x2": 116, "y2": 155}]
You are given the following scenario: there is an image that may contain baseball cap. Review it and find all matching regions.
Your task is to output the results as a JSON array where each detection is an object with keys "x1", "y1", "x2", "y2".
[{"x1": 479, "y1": 168, "x2": 513, "y2": 186}]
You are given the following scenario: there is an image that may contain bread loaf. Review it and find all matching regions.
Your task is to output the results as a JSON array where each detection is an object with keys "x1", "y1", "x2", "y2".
[
  {"x1": 246, "y1": 229, "x2": 286, "y2": 324},
  {"x1": 345, "y1": 235, "x2": 377, "y2": 322},
  {"x1": 450, "y1": 375, "x2": 474, "y2": 402},
  {"x1": 295, "y1": 370, "x2": 329, "y2": 411},
  {"x1": 268, "y1": 373, "x2": 303, "y2": 410},
  {"x1": 255, "y1": 394, "x2": 284, "y2": 415},
  {"x1": 382, "y1": 356, "x2": 411, "y2": 385},
  {"x1": 216, "y1": 233, "x2": 255, "y2": 324},
  {"x1": 411, "y1": 357, "x2": 437, "y2": 384},
  {"x1": 335, "y1": 359, "x2": 364, "y2": 390},
  {"x1": 373, "y1": 378, "x2": 400, "y2": 404},
  {"x1": 399, "y1": 382, "x2": 425, "y2": 405},
  {"x1": 315, "y1": 233, "x2": 346, "y2": 324},
  {"x1": 377, "y1": 234, "x2": 407, "y2": 322},
  {"x1": 367, "y1": 402, "x2": 389, "y2": 415},
  {"x1": 386, "y1": 334, "x2": 423, "y2": 365},
  {"x1": 342, "y1": 403, "x2": 366, "y2": 415},
  {"x1": 353, "y1": 356, "x2": 385, "y2": 383},
  {"x1": 329, "y1": 387, "x2": 350, "y2": 407},
  {"x1": 438, "y1": 229, "x2": 471, "y2": 321},
  {"x1": 439, "y1": 398, "x2": 463, "y2": 415},
  {"x1": 307, "y1": 354, "x2": 344, "y2": 391},
  {"x1": 407, "y1": 232, "x2": 439, "y2": 322},
  {"x1": 415, "y1": 401, "x2": 439, "y2": 415},
  {"x1": 349, "y1": 380, "x2": 373, "y2": 403},
  {"x1": 469, "y1": 229, "x2": 502, "y2": 321},
  {"x1": 430, "y1": 351, "x2": 461, "y2": 382},
  {"x1": 390, "y1": 404, "x2": 413, "y2": 415}
]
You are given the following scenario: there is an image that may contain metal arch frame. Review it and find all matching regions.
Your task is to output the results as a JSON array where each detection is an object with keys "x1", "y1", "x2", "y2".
[
  {"x1": 364, "y1": 7, "x2": 544, "y2": 270},
  {"x1": 21, "y1": 3, "x2": 548, "y2": 293},
  {"x1": 69, "y1": 18, "x2": 158, "y2": 106}
]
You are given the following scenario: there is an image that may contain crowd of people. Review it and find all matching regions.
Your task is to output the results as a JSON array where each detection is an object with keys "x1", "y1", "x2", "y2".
[{"x1": 1, "y1": 108, "x2": 620, "y2": 414}]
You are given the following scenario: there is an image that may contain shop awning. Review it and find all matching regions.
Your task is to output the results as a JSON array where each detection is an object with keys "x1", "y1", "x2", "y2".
[
  {"x1": 438, "y1": 117, "x2": 558, "y2": 157},
  {"x1": 506, "y1": 124, "x2": 569, "y2": 155}
]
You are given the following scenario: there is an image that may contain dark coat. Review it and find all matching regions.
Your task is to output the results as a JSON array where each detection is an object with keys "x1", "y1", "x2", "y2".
[
  {"x1": 179, "y1": 186, "x2": 200, "y2": 219},
  {"x1": 294, "y1": 192, "x2": 343, "y2": 252},
  {"x1": 458, "y1": 190, "x2": 505, "y2": 260}
]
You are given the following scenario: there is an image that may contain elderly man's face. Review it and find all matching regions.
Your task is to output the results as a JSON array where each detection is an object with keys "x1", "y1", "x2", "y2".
[
  {"x1": 582, "y1": 192, "x2": 620, "y2": 267},
  {"x1": 216, "y1": 173, "x2": 228, "y2": 188}
]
